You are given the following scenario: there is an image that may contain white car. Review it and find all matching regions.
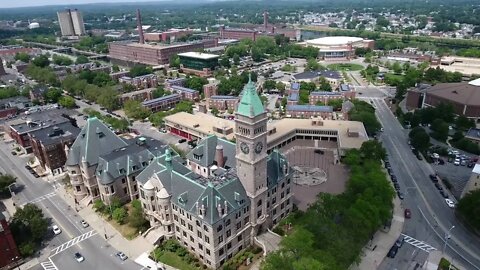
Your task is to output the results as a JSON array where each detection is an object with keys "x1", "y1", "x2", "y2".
[
  {"x1": 453, "y1": 159, "x2": 460, "y2": 166},
  {"x1": 52, "y1": 225, "x2": 62, "y2": 235},
  {"x1": 80, "y1": 220, "x2": 89, "y2": 228},
  {"x1": 445, "y1": 199, "x2": 455, "y2": 208},
  {"x1": 74, "y1": 252, "x2": 85, "y2": 262}
]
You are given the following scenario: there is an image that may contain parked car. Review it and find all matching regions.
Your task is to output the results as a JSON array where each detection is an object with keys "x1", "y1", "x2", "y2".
[
  {"x1": 404, "y1": 209, "x2": 411, "y2": 219},
  {"x1": 387, "y1": 245, "x2": 399, "y2": 258},
  {"x1": 391, "y1": 175, "x2": 397, "y2": 183},
  {"x1": 178, "y1": 139, "x2": 187, "y2": 143},
  {"x1": 429, "y1": 174, "x2": 438, "y2": 182},
  {"x1": 445, "y1": 199, "x2": 455, "y2": 208},
  {"x1": 397, "y1": 192, "x2": 404, "y2": 200},
  {"x1": 52, "y1": 225, "x2": 62, "y2": 235},
  {"x1": 80, "y1": 220, "x2": 89, "y2": 228},
  {"x1": 395, "y1": 236, "x2": 405, "y2": 248},
  {"x1": 116, "y1": 252, "x2": 128, "y2": 261},
  {"x1": 439, "y1": 190, "x2": 449, "y2": 199},
  {"x1": 394, "y1": 183, "x2": 400, "y2": 191},
  {"x1": 454, "y1": 159, "x2": 460, "y2": 166},
  {"x1": 74, "y1": 252, "x2": 85, "y2": 262}
]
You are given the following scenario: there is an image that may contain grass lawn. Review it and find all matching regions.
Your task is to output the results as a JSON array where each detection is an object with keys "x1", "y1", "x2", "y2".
[
  {"x1": 384, "y1": 73, "x2": 404, "y2": 80},
  {"x1": 106, "y1": 204, "x2": 139, "y2": 240},
  {"x1": 327, "y1": 63, "x2": 364, "y2": 71},
  {"x1": 156, "y1": 251, "x2": 202, "y2": 270}
]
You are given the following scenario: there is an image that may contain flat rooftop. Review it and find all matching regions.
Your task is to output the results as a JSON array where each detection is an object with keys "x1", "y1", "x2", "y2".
[
  {"x1": 268, "y1": 118, "x2": 368, "y2": 150},
  {"x1": 178, "y1": 52, "x2": 220, "y2": 60},
  {"x1": 120, "y1": 88, "x2": 155, "y2": 98},
  {"x1": 164, "y1": 112, "x2": 235, "y2": 140},
  {"x1": 286, "y1": 105, "x2": 333, "y2": 112}
]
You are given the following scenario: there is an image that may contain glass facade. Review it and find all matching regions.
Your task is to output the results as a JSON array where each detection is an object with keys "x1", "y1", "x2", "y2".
[{"x1": 179, "y1": 55, "x2": 219, "y2": 71}]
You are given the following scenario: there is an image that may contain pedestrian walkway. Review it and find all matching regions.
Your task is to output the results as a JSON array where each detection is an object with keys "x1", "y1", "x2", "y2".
[{"x1": 350, "y1": 197, "x2": 405, "y2": 270}]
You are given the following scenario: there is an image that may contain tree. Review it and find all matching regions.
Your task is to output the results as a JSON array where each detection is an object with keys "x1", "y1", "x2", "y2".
[
  {"x1": 251, "y1": 47, "x2": 264, "y2": 62},
  {"x1": 276, "y1": 82, "x2": 286, "y2": 95},
  {"x1": 75, "y1": 55, "x2": 89, "y2": 64},
  {"x1": 360, "y1": 140, "x2": 386, "y2": 162},
  {"x1": 185, "y1": 76, "x2": 208, "y2": 92},
  {"x1": 15, "y1": 52, "x2": 30, "y2": 63},
  {"x1": 92, "y1": 72, "x2": 113, "y2": 87},
  {"x1": 52, "y1": 54, "x2": 73, "y2": 66},
  {"x1": 96, "y1": 87, "x2": 119, "y2": 111},
  {"x1": 112, "y1": 207, "x2": 128, "y2": 224},
  {"x1": 112, "y1": 65, "x2": 120, "y2": 72},
  {"x1": 0, "y1": 173, "x2": 16, "y2": 194},
  {"x1": 233, "y1": 54, "x2": 240, "y2": 65},
  {"x1": 409, "y1": 127, "x2": 430, "y2": 151},
  {"x1": 169, "y1": 55, "x2": 181, "y2": 68},
  {"x1": 32, "y1": 55, "x2": 50, "y2": 68},
  {"x1": 93, "y1": 199, "x2": 107, "y2": 213},
  {"x1": 219, "y1": 56, "x2": 230, "y2": 68},
  {"x1": 129, "y1": 200, "x2": 149, "y2": 231},
  {"x1": 10, "y1": 204, "x2": 48, "y2": 257},
  {"x1": 43, "y1": 88, "x2": 62, "y2": 103},
  {"x1": 455, "y1": 116, "x2": 475, "y2": 131},
  {"x1": 318, "y1": 77, "x2": 332, "y2": 91},
  {"x1": 129, "y1": 65, "x2": 152, "y2": 77},
  {"x1": 392, "y1": 62, "x2": 403, "y2": 74},
  {"x1": 456, "y1": 189, "x2": 480, "y2": 232},
  {"x1": 153, "y1": 87, "x2": 170, "y2": 99},
  {"x1": 327, "y1": 99, "x2": 343, "y2": 110},
  {"x1": 123, "y1": 100, "x2": 151, "y2": 120},
  {"x1": 430, "y1": 118, "x2": 449, "y2": 142},
  {"x1": 305, "y1": 58, "x2": 322, "y2": 71},
  {"x1": 58, "y1": 96, "x2": 76, "y2": 109},
  {"x1": 292, "y1": 257, "x2": 326, "y2": 270},
  {"x1": 211, "y1": 107, "x2": 219, "y2": 116},
  {"x1": 263, "y1": 80, "x2": 277, "y2": 91}
]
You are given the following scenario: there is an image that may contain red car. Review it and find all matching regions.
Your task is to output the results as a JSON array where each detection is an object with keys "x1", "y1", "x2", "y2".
[{"x1": 404, "y1": 209, "x2": 411, "y2": 219}]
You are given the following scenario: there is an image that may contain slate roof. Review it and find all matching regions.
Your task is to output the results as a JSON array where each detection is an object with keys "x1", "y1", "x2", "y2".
[
  {"x1": 142, "y1": 94, "x2": 181, "y2": 106},
  {"x1": 137, "y1": 135, "x2": 290, "y2": 225},
  {"x1": 186, "y1": 135, "x2": 236, "y2": 169},
  {"x1": 66, "y1": 117, "x2": 128, "y2": 166},
  {"x1": 96, "y1": 137, "x2": 169, "y2": 185},
  {"x1": 171, "y1": 85, "x2": 199, "y2": 94},
  {"x1": 29, "y1": 121, "x2": 80, "y2": 146},
  {"x1": 287, "y1": 92, "x2": 299, "y2": 101}
]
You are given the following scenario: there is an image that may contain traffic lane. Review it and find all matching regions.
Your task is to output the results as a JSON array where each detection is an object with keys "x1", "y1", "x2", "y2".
[
  {"x1": 374, "y1": 100, "x2": 480, "y2": 268},
  {"x1": 52, "y1": 234, "x2": 139, "y2": 270}
]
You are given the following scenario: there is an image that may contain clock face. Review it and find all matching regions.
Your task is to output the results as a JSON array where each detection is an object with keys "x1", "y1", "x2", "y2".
[
  {"x1": 255, "y1": 142, "x2": 263, "y2": 154},
  {"x1": 240, "y1": 142, "x2": 250, "y2": 154}
]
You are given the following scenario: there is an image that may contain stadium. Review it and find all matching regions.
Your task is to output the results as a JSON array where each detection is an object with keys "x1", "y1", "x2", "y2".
[{"x1": 303, "y1": 36, "x2": 375, "y2": 60}]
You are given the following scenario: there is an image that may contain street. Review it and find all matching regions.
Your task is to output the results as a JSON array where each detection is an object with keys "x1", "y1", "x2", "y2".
[
  {"x1": 371, "y1": 98, "x2": 480, "y2": 270},
  {"x1": 0, "y1": 140, "x2": 140, "y2": 270}
]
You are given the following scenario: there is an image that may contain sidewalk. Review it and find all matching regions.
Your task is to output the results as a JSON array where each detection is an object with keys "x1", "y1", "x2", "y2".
[
  {"x1": 54, "y1": 182, "x2": 154, "y2": 259},
  {"x1": 425, "y1": 251, "x2": 465, "y2": 270},
  {"x1": 351, "y1": 197, "x2": 405, "y2": 270}
]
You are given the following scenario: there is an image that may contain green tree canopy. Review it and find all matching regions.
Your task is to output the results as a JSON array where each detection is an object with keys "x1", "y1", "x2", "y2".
[
  {"x1": 75, "y1": 55, "x2": 89, "y2": 64},
  {"x1": 409, "y1": 127, "x2": 430, "y2": 151},
  {"x1": 123, "y1": 100, "x2": 152, "y2": 120},
  {"x1": 10, "y1": 204, "x2": 48, "y2": 257},
  {"x1": 32, "y1": 55, "x2": 50, "y2": 68},
  {"x1": 0, "y1": 173, "x2": 16, "y2": 194},
  {"x1": 15, "y1": 52, "x2": 30, "y2": 63},
  {"x1": 456, "y1": 189, "x2": 480, "y2": 232},
  {"x1": 58, "y1": 95, "x2": 76, "y2": 109}
]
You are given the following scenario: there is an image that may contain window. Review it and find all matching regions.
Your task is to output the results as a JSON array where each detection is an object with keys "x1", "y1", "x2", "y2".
[
  {"x1": 181, "y1": 219, "x2": 186, "y2": 226},
  {"x1": 218, "y1": 235, "x2": 224, "y2": 243},
  {"x1": 287, "y1": 198, "x2": 290, "y2": 205},
  {"x1": 227, "y1": 242, "x2": 232, "y2": 250},
  {"x1": 197, "y1": 231, "x2": 202, "y2": 238},
  {"x1": 257, "y1": 210, "x2": 262, "y2": 218},
  {"x1": 236, "y1": 222, "x2": 241, "y2": 230},
  {"x1": 188, "y1": 224, "x2": 193, "y2": 231},
  {"x1": 190, "y1": 236, "x2": 194, "y2": 243},
  {"x1": 287, "y1": 188, "x2": 290, "y2": 194},
  {"x1": 237, "y1": 234, "x2": 242, "y2": 241},
  {"x1": 287, "y1": 178, "x2": 290, "y2": 184},
  {"x1": 174, "y1": 215, "x2": 178, "y2": 221},
  {"x1": 226, "y1": 219, "x2": 231, "y2": 226},
  {"x1": 206, "y1": 249, "x2": 211, "y2": 255},
  {"x1": 257, "y1": 200, "x2": 262, "y2": 207},
  {"x1": 203, "y1": 225, "x2": 209, "y2": 232},
  {"x1": 134, "y1": 185, "x2": 137, "y2": 192},
  {"x1": 281, "y1": 182, "x2": 285, "y2": 188},
  {"x1": 244, "y1": 216, "x2": 249, "y2": 225},
  {"x1": 196, "y1": 220, "x2": 201, "y2": 227},
  {"x1": 205, "y1": 236, "x2": 210, "y2": 243},
  {"x1": 226, "y1": 229, "x2": 231, "y2": 238},
  {"x1": 122, "y1": 178, "x2": 126, "y2": 184},
  {"x1": 123, "y1": 187, "x2": 127, "y2": 194},
  {"x1": 176, "y1": 226, "x2": 180, "y2": 232},
  {"x1": 110, "y1": 185, "x2": 115, "y2": 194},
  {"x1": 198, "y1": 243, "x2": 203, "y2": 250},
  {"x1": 273, "y1": 208, "x2": 277, "y2": 216},
  {"x1": 183, "y1": 231, "x2": 187, "y2": 237},
  {"x1": 272, "y1": 197, "x2": 276, "y2": 204},
  {"x1": 281, "y1": 192, "x2": 284, "y2": 199},
  {"x1": 281, "y1": 203, "x2": 284, "y2": 210},
  {"x1": 217, "y1": 225, "x2": 223, "y2": 232},
  {"x1": 219, "y1": 248, "x2": 224, "y2": 256},
  {"x1": 75, "y1": 186, "x2": 81, "y2": 192}
]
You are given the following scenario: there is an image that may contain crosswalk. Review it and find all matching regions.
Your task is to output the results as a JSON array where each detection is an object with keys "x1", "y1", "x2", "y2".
[
  {"x1": 401, "y1": 233, "x2": 437, "y2": 253},
  {"x1": 51, "y1": 230, "x2": 97, "y2": 256},
  {"x1": 21, "y1": 191, "x2": 57, "y2": 206},
  {"x1": 40, "y1": 258, "x2": 58, "y2": 270}
]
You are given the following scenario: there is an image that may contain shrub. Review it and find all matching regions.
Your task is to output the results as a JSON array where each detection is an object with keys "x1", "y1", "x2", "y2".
[
  {"x1": 252, "y1": 246, "x2": 263, "y2": 254},
  {"x1": 93, "y1": 199, "x2": 106, "y2": 213},
  {"x1": 272, "y1": 226, "x2": 285, "y2": 236},
  {"x1": 112, "y1": 207, "x2": 128, "y2": 224}
]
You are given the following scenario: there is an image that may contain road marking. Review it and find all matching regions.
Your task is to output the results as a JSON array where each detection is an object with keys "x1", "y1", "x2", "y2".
[
  {"x1": 21, "y1": 191, "x2": 56, "y2": 206},
  {"x1": 40, "y1": 258, "x2": 58, "y2": 270},
  {"x1": 51, "y1": 230, "x2": 97, "y2": 256},
  {"x1": 400, "y1": 233, "x2": 437, "y2": 253}
]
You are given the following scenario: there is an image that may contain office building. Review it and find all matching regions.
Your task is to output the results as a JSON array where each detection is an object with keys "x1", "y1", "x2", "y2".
[
  {"x1": 57, "y1": 9, "x2": 86, "y2": 36},
  {"x1": 178, "y1": 52, "x2": 219, "y2": 77}
]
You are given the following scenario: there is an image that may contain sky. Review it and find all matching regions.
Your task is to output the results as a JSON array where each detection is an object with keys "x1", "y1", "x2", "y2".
[{"x1": 2, "y1": 0, "x2": 178, "y2": 8}]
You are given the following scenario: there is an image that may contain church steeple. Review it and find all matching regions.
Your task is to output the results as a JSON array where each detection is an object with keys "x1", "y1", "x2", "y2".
[{"x1": 237, "y1": 75, "x2": 265, "y2": 118}]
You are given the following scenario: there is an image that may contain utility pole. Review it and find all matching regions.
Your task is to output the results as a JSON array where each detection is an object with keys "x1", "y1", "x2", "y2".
[{"x1": 442, "y1": 225, "x2": 455, "y2": 254}]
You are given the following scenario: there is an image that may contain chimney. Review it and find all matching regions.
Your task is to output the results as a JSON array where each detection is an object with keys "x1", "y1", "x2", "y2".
[
  {"x1": 263, "y1": 10, "x2": 269, "y2": 30},
  {"x1": 136, "y1": 9, "x2": 145, "y2": 44},
  {"x1": 215, "y1": 144, "x2": 225, "y2": 167}
]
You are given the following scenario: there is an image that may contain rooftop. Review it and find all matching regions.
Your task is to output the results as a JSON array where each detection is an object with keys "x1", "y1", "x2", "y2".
[
  {"x1": 171, "y1": 85, "x2": 199, "y2": 94},
  {"x1": 310, "y1": 91, "x2": 343, "y2": 96},
  {"x1": 8, "y1": 109, "x2": 72, "y2": 134},
  {"x1": 286, "y1": 105, "x2": 333, "y2": 112},
  {"x1": 293, "y1": 70, "x2": 342, "y2": 80},
  {"x1": 120, "y1": 88, "x2": 155, "y2": 98},
  {"x1": 465, "y1": 128, "x2": 480, "y2": 140},
  {"x1": 267, "y1": 118, "x2": 368, "y2": 150},
  {"x1": 236, "y1": 77, "x2": 265, "y2": 118},
  {"x1": 415, "y1": 81, "x2": 480, "y2": 106},
  {"x1": 177, "y1": 52, "x2": 220, "y2": 60},
  {"x1": 164, "y1": 112, "x2": 235, "y2": 140},
  {"x1": 210, "y1": 95, "x2": 238, "y2": 100},
  {"x1": 142, "y1": 94, "x2": 181, "y2": 106},
  {"x1": 29, "y1": 121, "x2": 80, "y2": 146},
  {"x1": 306, "y1": 36, "x2": 364, "y2": 46}
]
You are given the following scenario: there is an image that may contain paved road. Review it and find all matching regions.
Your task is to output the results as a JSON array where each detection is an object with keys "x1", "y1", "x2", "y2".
[
  {"x1": 372, "y1": 98, "x2": 480, "y2": 270},
  {"x1": 0, "y1": 141, "x2": 140, "y2": 270}
]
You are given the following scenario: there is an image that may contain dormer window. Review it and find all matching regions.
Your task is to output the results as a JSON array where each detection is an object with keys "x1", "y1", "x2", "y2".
[
  {"x1": 133, "y1": 165, "x2": 138, "y2": 171},
  {"x1": 119, "y1": 168, "x2": 126, "y2": 174}
]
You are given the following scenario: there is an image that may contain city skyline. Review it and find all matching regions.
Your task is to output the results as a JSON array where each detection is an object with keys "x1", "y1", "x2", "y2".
[{"x1": 1, "y1": 0, "x2": 219, "y2": 9}]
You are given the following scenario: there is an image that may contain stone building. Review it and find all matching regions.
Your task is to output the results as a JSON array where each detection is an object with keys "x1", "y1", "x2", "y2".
[{"x1": 136, "y1": 78, "x2": 293, "y2": 269}]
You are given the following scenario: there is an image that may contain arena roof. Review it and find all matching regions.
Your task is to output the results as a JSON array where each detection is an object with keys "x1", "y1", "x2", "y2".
[
  {"x1": 177, "y1": 52, "x2": 220, "y2": 60},
  {"x1": 306, "y1": 36, "x2": 364, "y2": 46}
]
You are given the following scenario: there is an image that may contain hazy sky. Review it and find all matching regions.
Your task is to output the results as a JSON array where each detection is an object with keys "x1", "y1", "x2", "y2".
[{"x1": 3, "y1": 0, "x2": 171, "y2": 8}]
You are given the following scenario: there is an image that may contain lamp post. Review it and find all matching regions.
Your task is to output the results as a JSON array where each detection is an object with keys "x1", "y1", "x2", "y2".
[
  {"x1": 442, "y1": 225, "x2": 455, "y2": 254},
  {"x1": 7, "y1": 183, "x2": 16, "y2": 197}
]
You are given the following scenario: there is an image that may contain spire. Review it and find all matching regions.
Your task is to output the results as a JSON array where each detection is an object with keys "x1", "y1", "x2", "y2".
[{"x1": 236, "y1": 74, "x2": 265, "y2": 117}]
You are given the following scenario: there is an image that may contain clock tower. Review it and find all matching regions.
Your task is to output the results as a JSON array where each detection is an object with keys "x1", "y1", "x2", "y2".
[{"x1": 235, "y1": 76, "x2": 268, "y2": 233}]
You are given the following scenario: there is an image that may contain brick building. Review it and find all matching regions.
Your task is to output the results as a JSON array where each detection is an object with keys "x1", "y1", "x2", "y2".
[
  {"x1": 108, "y1": 39, "x2": 218, "y2": 66},
  {"x1": 286, "y1": 105, "x2": 334, "y2": 119},
  {"x1": 110, "y1": 71, "x2": 130, "y2": 81},
  {"x1": 0, "y1": 213, "x2": 20, "y2": 268},
  {"x1": 144, "y1": 29, "x2": 193, "y2": 42},
  {"x1": 119, "y1": 74, "x2": 158, "y2": 90},
  {"x1": 118, "y1": 88, "x2": 155, "y2": 104},
  {"x1": 208, "y1": 95, "x2": 239, "y2": 111},
  {"x1": 142, "y1": 94, "x2": 182, "y2": 112},
  {"x1": 203, "y1": 83, "x2": 218, "y2": 99},
  {"x1": 165, "y1": 78, "x2": 186, "y2": 89},
  {"x1": 170, "y1": 85, "x2": 200, "y2": 101},
  {"x1": 219, "y1": 26, "x2": 257, "y2": 41},
  {"x1": 29, "y1": 122, "x2": 80, "y2": 175}
]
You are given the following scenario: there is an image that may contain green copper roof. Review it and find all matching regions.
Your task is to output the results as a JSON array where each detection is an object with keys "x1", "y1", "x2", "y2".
[{"x1": 237, "y1": 76, "x2": 264, "y2": 117}]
